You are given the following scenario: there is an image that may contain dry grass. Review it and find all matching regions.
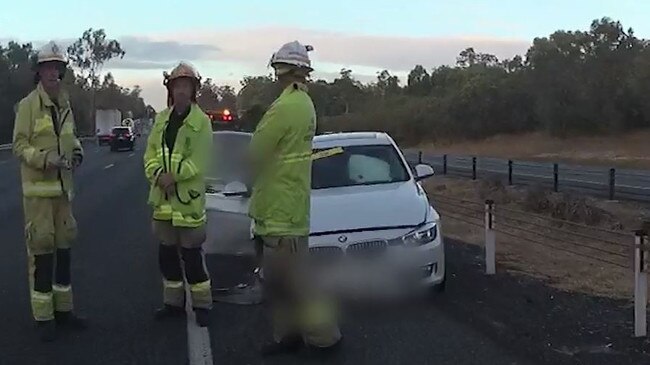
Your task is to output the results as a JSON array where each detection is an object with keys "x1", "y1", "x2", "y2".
[
  {"x1": 424, "y1": 176, "x2": 650, "y2": 300},
  {"x1": 418, "y1": 130, "x2": 650, "y2": 169}
]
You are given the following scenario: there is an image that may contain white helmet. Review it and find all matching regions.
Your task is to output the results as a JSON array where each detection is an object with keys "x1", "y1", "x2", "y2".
[
  {"x1": 37, "y1": 41, "x2": 67, "y2": 64},
  {"x1": 163, "y1": 61, "x2": 201, "y2": 86},
  {"x1": 269, "y1": 41, "x2": 314, "y2": 75}
]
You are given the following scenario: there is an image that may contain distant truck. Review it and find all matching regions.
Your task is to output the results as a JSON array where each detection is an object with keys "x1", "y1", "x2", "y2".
[{"x1": 96, "y1": 109, "x2": 122, "y2": 145}]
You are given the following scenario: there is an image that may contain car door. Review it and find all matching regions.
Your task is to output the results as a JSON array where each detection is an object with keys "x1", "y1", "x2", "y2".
[{"x1": 204, "y1": 131, "x2": 254, "y2": 256}]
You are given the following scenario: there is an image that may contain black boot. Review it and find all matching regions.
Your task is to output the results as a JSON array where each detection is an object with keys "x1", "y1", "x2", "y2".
[
  {"x1": 260, "y1": 334, "x2": 304, "y2": 357},
  {"x1": 37, "y1": 320, "x2": 56, "y2": 342},
  {"x1": 154, "y1": 304, "x2": 185, "y2": 320},
  {"x1": 54, "y1": 311, "x2": 88, "y2": 330},
  {"x1": 193, "y1": 308, "x2": 210, "y2": 327}
]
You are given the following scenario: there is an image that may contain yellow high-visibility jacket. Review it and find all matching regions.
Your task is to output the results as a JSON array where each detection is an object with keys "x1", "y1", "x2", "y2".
[
  {"x1": 144, "y1": 103, "x2": 213, "y2": 228},
  {"x1": 13, "y1": 83, "x2": 83, "y2": 200},
  {"x1": 249, "y1": 83, "x2": 316, "y2": 236}
]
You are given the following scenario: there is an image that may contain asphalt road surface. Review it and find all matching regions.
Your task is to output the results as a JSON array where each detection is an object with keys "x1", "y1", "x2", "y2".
[
  {"x1": 404, "y1": 150, "x2": 650, "y2": 202},
  {"x1": 0, "y1": 142, "x2": 647, "y2": 364}
]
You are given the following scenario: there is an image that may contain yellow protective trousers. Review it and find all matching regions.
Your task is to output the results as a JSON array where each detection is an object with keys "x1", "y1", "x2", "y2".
[
  {"x1": 153, "y1": 220, "x2": 212, "y2": 310},
  {"x1": 23, "y1": 196, "x2": 78, "y2": 322},
  {"x1": 260, "y1": 235, "x2": 342, "y2": 348}
]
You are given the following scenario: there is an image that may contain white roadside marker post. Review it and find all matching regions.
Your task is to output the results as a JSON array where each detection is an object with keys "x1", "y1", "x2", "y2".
[
  {"x1": 634, "y1": 229, "x2": 648, "y2": 338},
  {"x1": 485, "y1": 200, "x2": 496, "y2": 275}
]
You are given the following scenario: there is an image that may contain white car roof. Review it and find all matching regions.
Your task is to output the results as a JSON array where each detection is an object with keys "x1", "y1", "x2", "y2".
[
  {"x1": 313, "y1": 132, "x2": 393, "y2": 148},
  {"x1": 211, "y1": 130, "x2": 395, "y2": 148},
  {"x1": 212, "y1": 131, "x2": 251, "y2": 137}
]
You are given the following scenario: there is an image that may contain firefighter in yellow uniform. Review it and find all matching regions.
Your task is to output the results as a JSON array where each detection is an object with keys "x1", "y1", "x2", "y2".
[
  {"x1": 249, "y1": 41, "x2": 342, "y2": 356},
  {"x1": 143, "y1": 62, "x2": 213, "y2": 327},
  {"x1": 13, "y1": 41, "x2": 86, "y2": 342}
]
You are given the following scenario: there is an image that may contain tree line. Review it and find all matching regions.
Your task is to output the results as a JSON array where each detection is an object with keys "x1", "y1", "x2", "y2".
[
  {"x1": 0, "y1": 28, "x2": 150, "y2": 144},
  {"x1": 236, "y1": 17, "x2": 650, "y2": 145}
]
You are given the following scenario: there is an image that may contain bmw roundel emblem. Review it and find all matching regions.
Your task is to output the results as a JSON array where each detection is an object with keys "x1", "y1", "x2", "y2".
[{"x1": 338, "y1": 235, "x2": 348, "y2": 243}]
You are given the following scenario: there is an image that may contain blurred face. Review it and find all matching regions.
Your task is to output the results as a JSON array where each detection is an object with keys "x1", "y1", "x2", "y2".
[
  {"x1": 171, "y1": 77, "x2": 194, "y2": 107},
  {"x1": 38, "y1": 62, "x2": 62, "y2": 90}
]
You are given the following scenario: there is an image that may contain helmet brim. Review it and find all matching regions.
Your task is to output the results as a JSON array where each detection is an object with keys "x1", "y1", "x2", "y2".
[
  {"x1": 164, "y1": 75, "x2": 201, "y2": 88},
  {"x1": 271, "y1": 62, "x2": 313, "y2": 74},
  {"x1": 38, "y1": 58, "x2": 68, "y2": 65}
]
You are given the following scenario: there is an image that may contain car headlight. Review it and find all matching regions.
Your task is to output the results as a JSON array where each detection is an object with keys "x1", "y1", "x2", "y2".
[{"x1": 402, "y1": 223, "x2": 438, "y2": 247}]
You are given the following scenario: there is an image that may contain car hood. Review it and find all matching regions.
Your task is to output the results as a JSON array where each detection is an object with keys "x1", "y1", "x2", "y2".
[{"x1": 310, "y1": 182, "x2": 428, "y2": 234}]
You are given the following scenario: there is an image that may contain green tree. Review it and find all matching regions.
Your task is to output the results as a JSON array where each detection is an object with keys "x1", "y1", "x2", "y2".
[
  {"x1": 196, "y1": 78, "x2": 220, "y2": 110},
  {"x1": 67, "y1": 28, "x2": 125, "y2": 133},
  {"x1": 406, "y1": 65, "x2": 431, "y2": 96}
]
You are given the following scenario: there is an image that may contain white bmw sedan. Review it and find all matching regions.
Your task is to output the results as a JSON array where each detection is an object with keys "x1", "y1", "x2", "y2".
[{"x1": 205, "y1": 131, "x2": 446, "y2": 296}]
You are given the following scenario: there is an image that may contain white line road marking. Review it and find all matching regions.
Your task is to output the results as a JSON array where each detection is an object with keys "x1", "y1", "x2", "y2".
[
  {"x1": 128, "y1": 153, "x2": 135, "y2": 158},
  {"x1": 104, "y1": 164, "x2": 114, "y2": 169},
  {"x1": 185, "y1": 286, "x2": 214, "y2": 365}
]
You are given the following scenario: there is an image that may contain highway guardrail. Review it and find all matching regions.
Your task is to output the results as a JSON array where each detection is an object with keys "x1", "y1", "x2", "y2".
[{"x1": 407, "y1": 151, "x2": 650, "y2": 202}]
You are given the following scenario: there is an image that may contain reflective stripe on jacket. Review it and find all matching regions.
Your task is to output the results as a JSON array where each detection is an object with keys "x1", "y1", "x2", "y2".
[
  {"x1": 249, "y1": 83, "x2": 316, "y2": 236},
  {"x1": 143, "y1": 103, "x2": 213, "y2": 228},
  {"x1": 13, "y1": 83, "x2": 83, "y2": 199}
]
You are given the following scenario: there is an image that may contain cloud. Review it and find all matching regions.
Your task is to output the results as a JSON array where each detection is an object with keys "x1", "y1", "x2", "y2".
[
  {"x1": 103, "y1": 27, "x2": 532, "y2": 109},
  {"x1": 7, "y1": 27, "x2": 531, "y2": 74},
  {"x1": 106, "y1": 36, "x2": 219, "y2": 70},
  {"x1": 1, "y1": 35, "x2": 219, "y2": 71},
  {"x1": 151, "y1": 26, "x2": 531, "y2": 72},
  {"x1": 4, "y1": 27, "x2": 531, "y2": 109},
  {"x1": 107, "y1": 60, "x2": 178, "y2": 70}
]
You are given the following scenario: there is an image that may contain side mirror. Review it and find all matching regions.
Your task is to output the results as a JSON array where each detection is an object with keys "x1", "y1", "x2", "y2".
[
  {"x1": 414, "y1": 163, "x2": 435, "y2": 181},
  {"x1": 222, "y1": 181, "x2": 250, "y2": 197}
]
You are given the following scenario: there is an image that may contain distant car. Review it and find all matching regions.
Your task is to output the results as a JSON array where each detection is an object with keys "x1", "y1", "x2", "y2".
[
  {"x1": 204, "y1": 131, "x2": 445, "y2": 295},
  {"x1": 207, "y1": 109, "x2": 241, "y2": 132},
  {"x1": 109, "y1": 126, "x2": 135, "y2": 152}
]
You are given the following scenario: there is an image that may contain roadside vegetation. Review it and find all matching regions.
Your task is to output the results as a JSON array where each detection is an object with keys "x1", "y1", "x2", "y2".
[{"x1": 423, "y1": 175, "x2": 649, "y2": 299}]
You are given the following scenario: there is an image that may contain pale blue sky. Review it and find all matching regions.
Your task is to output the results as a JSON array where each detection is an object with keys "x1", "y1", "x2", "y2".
[
  {"x1": 3, "y1": 0, "x2": 649, "y2": 40},
  {"x1": 2, "y1": 0, "x2": 647, "y2": 109}
]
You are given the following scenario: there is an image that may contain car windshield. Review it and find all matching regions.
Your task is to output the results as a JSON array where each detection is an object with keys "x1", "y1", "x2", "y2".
[
  {"x1": 112, "y1": 127, "x2": 130, "y2": 135},
  {"x1": 312, "y1": 144, "x2": 410, "y2": 189},
  {"x1": 207, "y1": 135, "x2": 411, "y2": 190}
]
